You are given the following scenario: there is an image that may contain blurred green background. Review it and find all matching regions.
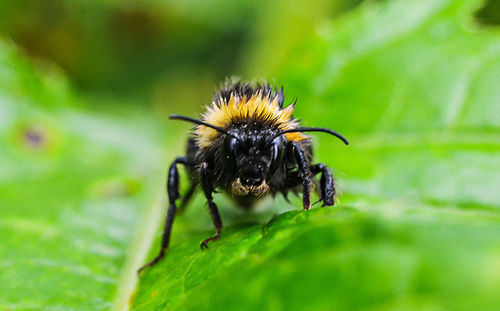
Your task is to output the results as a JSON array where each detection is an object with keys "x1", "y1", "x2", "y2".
[
  {"x1": 1, "y1": 0, "x2": 500, "y2": 310},
  {"x1": 0, "y1": 0, "x2": 364, "y2": 101}
]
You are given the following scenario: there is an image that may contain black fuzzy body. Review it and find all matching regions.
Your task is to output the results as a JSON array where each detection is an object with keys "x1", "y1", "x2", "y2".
[
  {"x1": 186, "y1": 128, "x2": 313, "y2": 208},
  {"x1": 138, "y1": 82, "x2": 340, "y2": 273}
]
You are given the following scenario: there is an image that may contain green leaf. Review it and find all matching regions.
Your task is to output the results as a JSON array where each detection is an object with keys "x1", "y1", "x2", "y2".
[
  {"x1": 2, "y1": 0, "x2": 500, "y2": 309},
  {"x1": 274, "y1": 0, "x2": 500, "y2": 207},
  {"x1": 0, "y1": 40, "x2": 171, "y2": 310},
  {"x1": 132, "y1": 0, "x2": 500, "y2": 310}
]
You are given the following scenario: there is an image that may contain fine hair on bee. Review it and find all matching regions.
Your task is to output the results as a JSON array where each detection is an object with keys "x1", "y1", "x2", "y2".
[{"x1": 138, "y1": 80, "x2": 349, "y2": 273}]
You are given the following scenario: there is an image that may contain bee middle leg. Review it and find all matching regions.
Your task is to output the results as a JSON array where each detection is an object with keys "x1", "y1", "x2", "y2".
[
  {"x1": 199, "y1": 162, "x2": 223, "y2": 249},
  {"x1": 291, "y1": 141, "x2": 312, "y2": 210},
  {"x1": 283, "y1": 161, "x2": 336, "y2": 208},
  {"x1": 311, "y1": 163, "x2": 335, "y2": 206},
  {"x1": 138, "y1": 156, "x2": 194, "y2": 273}
]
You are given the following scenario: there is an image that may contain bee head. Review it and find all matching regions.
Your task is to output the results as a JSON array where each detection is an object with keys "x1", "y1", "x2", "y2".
[
  {"x1": 222, "y1": 125, "x2": 286, "y2": 195},
  {"x1": 168, "y1": 114, "x2": 349, "y2": 197}
]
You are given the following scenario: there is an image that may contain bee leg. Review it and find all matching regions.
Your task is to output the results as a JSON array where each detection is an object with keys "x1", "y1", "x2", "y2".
[
  {"x1": 138, "y1": 157, "x2": 193, "y2": 274},
  {"x1": 291, "y1": 141, "x2": 312, "y2": 210},
  {"x1": 311, "y1": 163, "x2": 335, "y2": 206},
  {"x1": 200, "y1": 162, "x2": 223, "y2": 249},
  {"x1": 177, "y1": 183, "x2": 196, "y2": 214}
]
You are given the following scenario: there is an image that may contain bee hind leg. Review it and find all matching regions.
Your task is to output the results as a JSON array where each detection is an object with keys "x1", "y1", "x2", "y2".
[{"x1": 177, "y1": 183, "x2": 196, "y2": 214}]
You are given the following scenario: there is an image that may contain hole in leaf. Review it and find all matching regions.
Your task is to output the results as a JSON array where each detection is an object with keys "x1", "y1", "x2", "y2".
[
  {"x1": 10, "y1": 121, "x2": 61, "y2": 155},
  {"x1": 23, "y1": 127, "x2": 46, "y2": 149}
]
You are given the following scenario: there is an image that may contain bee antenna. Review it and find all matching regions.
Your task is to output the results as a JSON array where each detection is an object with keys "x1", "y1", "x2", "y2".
[
  {"x1": 169, "y1": 114, "x2": 239, "y2": 139},
  {"x1": 271, "y1": 127, "x2": 349, "y2": 145}
]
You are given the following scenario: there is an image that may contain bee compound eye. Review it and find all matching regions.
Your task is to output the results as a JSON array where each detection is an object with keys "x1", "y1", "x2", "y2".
[{"x1": 223, "y1": 136, "x2": 239, "y2": 171}]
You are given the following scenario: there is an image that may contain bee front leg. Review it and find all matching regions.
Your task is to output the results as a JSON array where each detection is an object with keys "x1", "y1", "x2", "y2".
[
  {"x1": 311, "y1": 163, "x2": 336, "y2": 206},
  {"x1": 199, "y1": 162, "x2": 223, "y2": 249},
  {"x1": 138, "y1": 157, "x2": 193, "y2": 274},
  {"x1": 291, "y1": 141, "x2": 313, "y2": 210}
]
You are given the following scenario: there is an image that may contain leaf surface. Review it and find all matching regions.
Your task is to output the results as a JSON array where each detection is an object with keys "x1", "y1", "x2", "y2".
[
  {"x1": 0, "y1": 41, "x2": 172, "y2": 310},
  {"x1": 132, "y1": 0, "x2": 500, "y2": 310},
  {"x1": 1, "y1": 0, "x2": 500, "y2": 309}
]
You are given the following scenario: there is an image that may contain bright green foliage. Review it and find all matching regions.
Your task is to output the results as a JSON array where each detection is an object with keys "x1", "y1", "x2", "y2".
[
  {"x1": 0, "y1": 41, "x2": 170, "y2": 310},
  {"x1": 132, "y1": 0, "x2": 500, "y2": 310},
  {"x1": 134, "y1": 207, "x2": 500, "y2": 310},
  {"x1": 1, "y1": 0, "x2": 500, "y2": 310},
  {"x1": 273, "y1": 0, "x2": 500, "y2": 207}
]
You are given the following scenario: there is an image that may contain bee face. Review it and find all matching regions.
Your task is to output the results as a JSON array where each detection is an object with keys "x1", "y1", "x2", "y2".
[{"x1": 222, "y1": 127, "x2": 286, "y2": 196}]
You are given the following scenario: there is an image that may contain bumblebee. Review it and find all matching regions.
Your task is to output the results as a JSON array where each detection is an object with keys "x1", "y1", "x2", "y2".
[{"x1": 139, "y1": 81, "x2": 349, "y2": 272}]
